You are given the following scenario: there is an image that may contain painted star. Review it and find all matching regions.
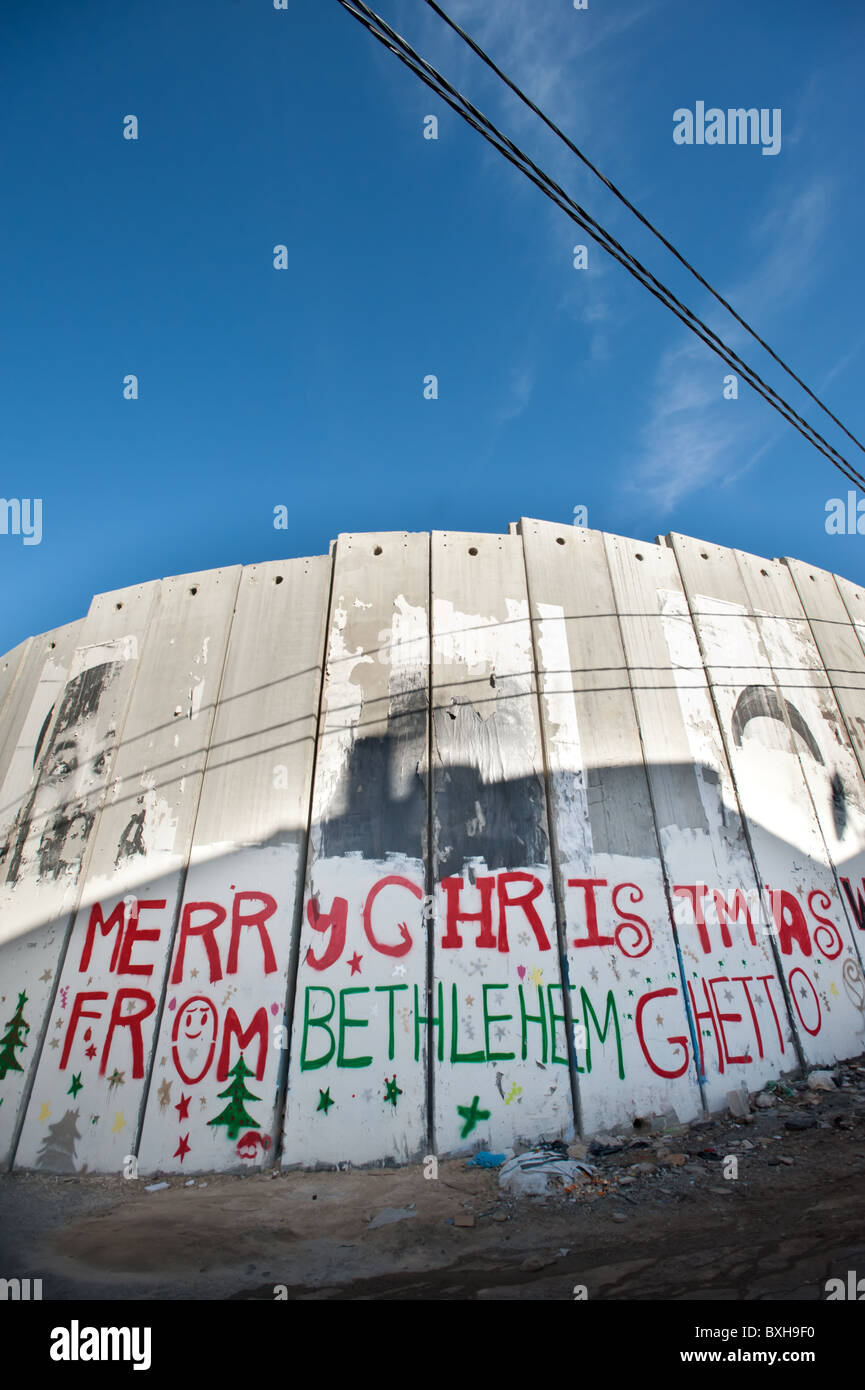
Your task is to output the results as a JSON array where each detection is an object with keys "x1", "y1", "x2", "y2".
[
  {"x1": 90, "y1": 1115, "x2": 99, "y2": 1126},
  {"x1": 111, "y1": 1113, "x2": 125, "y2": 1134},
  {"x1": 456, "y1": 1095, "x2": 490, "y2": 1139},
  {"x1": 528, "y1": 966, "x2": 543, "y2": 987},
  {"x1": 188, "y1": 1048, "x2": 198, "y2": 1060},
  {"x1": 67, "y1": 1073, "x2": 83, "y2": 1098},
  {"x1": 174, "y1": 1133, "x2": 191, "y2": 1163},
  {"x1": 107, "y1": 1069, "x2": 125, "y2": 1089},
  {"x1": 589, "y1": 968, "x2": 599, "y2": 983},
  {"x1": 800, "y1": 987, "x2": 809, "y2": 999},
  {"x1": 38, "y1": 1103, "x2": 50, "y2": 1124},
  {"x1": 159, "y1": 1057, "x2": 167, "y2": 1068},
  {"x1": 392, "y1": 964, "x2": 406, "y2": 978},
  {"x1": 49, "y1": 1038, "x2": 59, "y2": 1050},
  {"x1": 317, "y1": 1088, "x2": 334, "y2": 1115},
  {"x1": 348, "y1": 952, "x2": 363, "y2": 975},
  {"x1": 85, "y1": 1045, "x2": 97, "y2": 1060},
  {"x1": 39, "y1": 970, "x2": 52, "y2": 983},
  {"x1": 494, "y1": 1026, "x2": 507, "y2": 1041},
  {"x1": 724, "y1": 990, "x2": 734, "y2": 1002},
  {"x1": 200, "y1": 1097, "x2": 207, "y2": 1108},
  {"x1": 465, "y1": 995, "x2": 474, "y2": 1007},
  {"x1": 384, "y1": 1076, "x2": 402, "y2": 1106},
  {"x1": 190, "y1": 969, "x2": 198, "y2": 979},
  {"x1": 655, "y1": 1015, "x2": 664, "y2": 1027},
  {"x1": 175, "y1": 1093, "x2": 191, "y2": 1121},
  {"x1": 55, "y1": 1018, "x2": 64, "y2": 1029}
]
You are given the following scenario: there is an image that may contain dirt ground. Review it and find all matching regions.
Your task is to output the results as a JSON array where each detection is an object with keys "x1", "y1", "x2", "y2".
[{"x1": 2, "y1": 1066, "x2": 865, "y2": 1302}]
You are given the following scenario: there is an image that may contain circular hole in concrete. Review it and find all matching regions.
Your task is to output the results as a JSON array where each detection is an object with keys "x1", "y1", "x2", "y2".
[
  {"x1": 700, "y1": 552, "x2": 709, "y2": 559},
  {"x1": 760, "y1": 569, "x2": 768, "y2": 577},
  {"x1": 468, "y1": 547, "x2": 478, "y2": 556},
  {"x1": 115, "y1": 602, "x2": 123, "y2": 610},
  {"x1": 556, "y1": 537, "x2": 565, "y2": 545},
  {"x1": 373, "y1": 546, "x2": 383, "y2": 556},
  {"x1": 635, "y1": 553, "x2": 644, "y2": 561},
  {"x1": 190, "y1": 587, "x2": 198, "y2": 596},
  {"x1": 274, "y1": 575, "x2": 283, "y2": 585}
]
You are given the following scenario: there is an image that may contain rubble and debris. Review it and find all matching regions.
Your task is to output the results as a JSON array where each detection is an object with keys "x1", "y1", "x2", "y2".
[
  {"x1": 499, "y1": 1144, "x2": 597, "y2": 1198},
  {"x1": 465, "y1": 1150, "x2": 512, "y2": 1169},
  {"x1": 807, "y1": 1070, "x2": 837, "y2": 1091}
]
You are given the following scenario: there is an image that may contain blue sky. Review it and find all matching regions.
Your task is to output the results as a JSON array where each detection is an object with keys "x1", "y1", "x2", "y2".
[{"x1": 1, "y1": 0, "x2": 863, "y2": 656}]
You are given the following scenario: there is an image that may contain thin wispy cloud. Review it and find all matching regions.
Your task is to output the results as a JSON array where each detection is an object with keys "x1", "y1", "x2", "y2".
[{"x1": 630, "y1": 171, "x2": 837, "y2": 513}]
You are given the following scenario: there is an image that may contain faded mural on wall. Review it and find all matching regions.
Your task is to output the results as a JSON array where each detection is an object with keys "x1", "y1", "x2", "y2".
[{"x1": 1, "y1": 522, "x2": 864, "y2": 1176}]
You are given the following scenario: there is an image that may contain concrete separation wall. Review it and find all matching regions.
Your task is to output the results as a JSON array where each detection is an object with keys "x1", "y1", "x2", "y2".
[{"x1": 1, "y1": 520, "x2": 864, "y2": 1176}]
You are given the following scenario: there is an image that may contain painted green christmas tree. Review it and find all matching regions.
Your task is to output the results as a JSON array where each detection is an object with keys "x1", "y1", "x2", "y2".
[
  {"x1": 207, "y1": 1055, "x2": 260, "y2": 1140},
  {"x1": 0, "y1": 992, "x2": 30, "y2": 1079}
]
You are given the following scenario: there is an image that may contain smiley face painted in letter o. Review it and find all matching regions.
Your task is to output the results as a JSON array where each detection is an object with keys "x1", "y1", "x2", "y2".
[{"x1": 171, "y1": 995, "x2": 218, "y2": 1084}]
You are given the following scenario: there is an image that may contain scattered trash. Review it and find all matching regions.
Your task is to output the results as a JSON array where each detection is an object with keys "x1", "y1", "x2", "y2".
[
  {"x1": 589, "y1": 1139, "x2": 625, "y2": 1157},
  {"x1": 499, "y1": 1144, "x2": 596, "y2": 1198},
  {"x1": 453, "y1": 1214, "x2": 475, "y2": 1228},
  {"x1": 184, "y1": 1179, "x2": 195, "y2": 1187},
  {"x1": 145, "y1": 1182, "x2": 170, "y2": 1193},
  {"x1": 754, "y1": 1093, "x2": 775, "y2": 1109},
  {"x1": 807, "y1": 1070, "x2": 837, "y2": 1092},
  {"x1": 611, "y1": 1212, "x2": 628, "y2": 1223},
  {"x1": 368, "y1": 1205, "x2": 418, "y2": 1230},
  {"x1": 465, "y1": 1149, "x2": 512, "y2": 1169},
  {"x1": 784, "y1": 1115, "x2": 817, "y2": 1131}
]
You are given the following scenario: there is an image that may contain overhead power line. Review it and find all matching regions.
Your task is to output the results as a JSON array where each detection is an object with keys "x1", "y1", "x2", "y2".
[
  {"x1": 423, "y1": 0, "x2": 865, "y2": 463},
  {"x1": 336, "y1": 0, "x2": 865, "y2": 492}
]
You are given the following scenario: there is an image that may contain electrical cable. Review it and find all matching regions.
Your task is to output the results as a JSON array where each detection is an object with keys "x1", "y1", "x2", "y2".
[
  {"x1": 336, "y1": 0, "x2": 865, "y2": 489},
  {"x1": 423, "y1": 0, "x2": 865, "y2": 460}
]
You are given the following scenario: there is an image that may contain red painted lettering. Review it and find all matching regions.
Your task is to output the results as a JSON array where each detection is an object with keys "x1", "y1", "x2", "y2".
[
  {"x1": 496, "y1": 873, "x2": 550, "y2": 953},
  {"x1": 227, "y1": 891, "x2": 278, "y2": 976},
  {"x1": 441, "y1": 876, "x2": 496, "y2": 950},
  {"x1": 60, "y1": 992, "x2": 107, "y2": 1069},
  {"x1": 612, "y1": 882, "x2": 652, "y2": 957},
  {"x1": 634, "y1": 988, "x2": 689, "y2": 1078},
  {"x1": 305, "y1": 895, "x2": 347, "y2": 971},
  {"x1": 79, "y1": 903, "x2": 125, "y2": 974},
  {"x1": 172, "y1": 901, "x2": 226, "y2": 984},
  {"x1": 217, "y1": 1006, "x2": 269, "y2": 1081},
  {"x1": 100, "y1": 989, "x2": 155, "y2": 1078},
  {"x1": 569, "y1": 878, "x2": 614, "y2": 949},
  {"x1": 116, "y1": 899, "x2": 166, "y2": 977},
  {"x1": 363, "y1": 876, "x2": 417, "y2": 957}
]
